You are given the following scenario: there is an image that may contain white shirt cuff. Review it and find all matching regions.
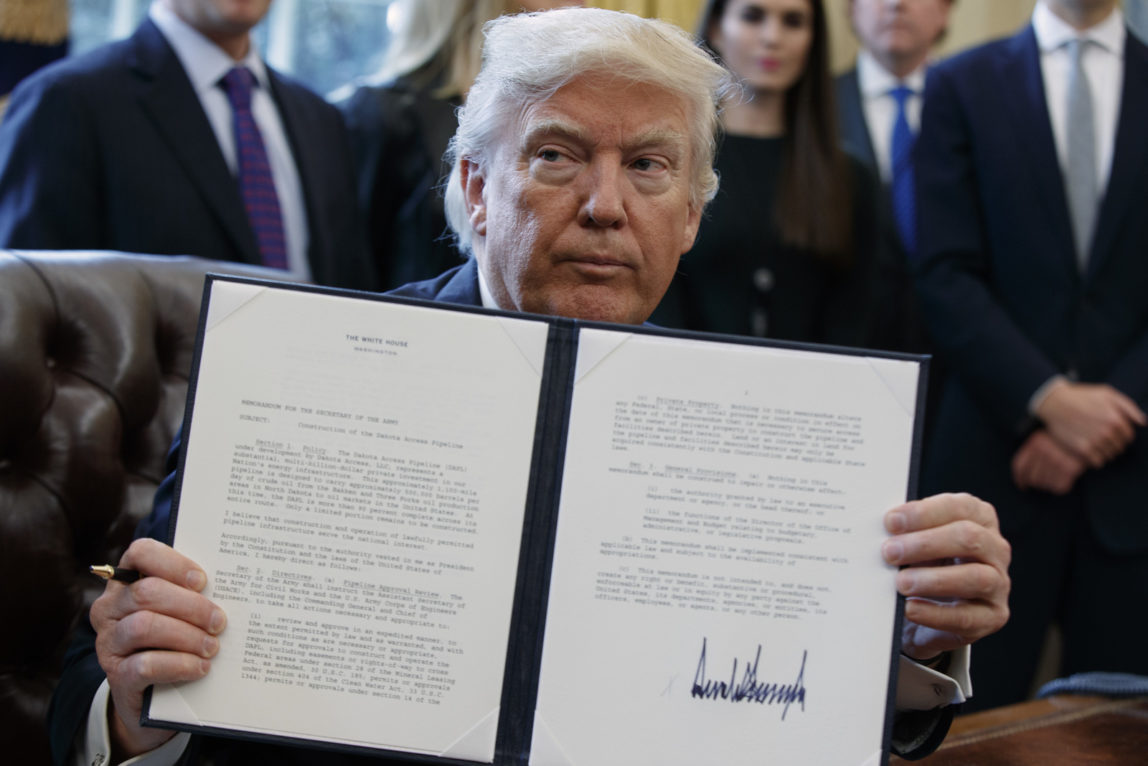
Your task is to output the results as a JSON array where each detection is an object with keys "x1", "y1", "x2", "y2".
[
  {"x1": 79, "y1": 680, "x2": 191, "y2": 766},
  {"x1": 895, "y1": 645, "x2": 972, "y2": 710},
  {"x1": 1028, "y1": 374, "x2": 1070, "y2": 416}
]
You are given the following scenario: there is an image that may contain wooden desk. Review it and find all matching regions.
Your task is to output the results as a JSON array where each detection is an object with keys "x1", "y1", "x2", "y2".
[{"x1": 891, "y1": 695, "x2": 1148, "y2": 765}]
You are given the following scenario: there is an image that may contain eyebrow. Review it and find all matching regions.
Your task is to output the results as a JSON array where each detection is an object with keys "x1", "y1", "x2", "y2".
[{"x1": 521, "y1": 119, "x2": 688, "y2": 162}]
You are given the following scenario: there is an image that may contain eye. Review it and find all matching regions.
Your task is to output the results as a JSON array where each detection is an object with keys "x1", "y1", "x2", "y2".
[
  {"x1": 782, "y1": 10, "x2": 807, "y2": 29},
  {"x1": 632, "y1": 157, "x2": 665, "y2": 172},
  {"x1": 538, "y1": 148, "x2": 564, "y2": 162},
  {"x1": 739, "y1": 5, "x2": 765, "y2": 24}
]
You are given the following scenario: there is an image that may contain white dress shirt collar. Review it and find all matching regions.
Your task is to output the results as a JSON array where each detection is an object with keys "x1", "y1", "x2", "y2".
[
  {"x1": 476, "y1": 260, "x2": 499, "y2": 310},
  {"x1": 1033, "y1": 0, "x2": 1124, "y2": 57},
  {"x1": 149, "y1": 1, "x2": 270, "y2": 98},
  {"x1": 854, "y1": 50, "x2": 928, "y2": 183},
  {"x1": 856, "y1": 48, "x2": 927, "y2": 100}
]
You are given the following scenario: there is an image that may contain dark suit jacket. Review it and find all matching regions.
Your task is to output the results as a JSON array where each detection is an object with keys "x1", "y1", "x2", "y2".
[
  {"x1": 0, "y1": 18, "x2": 373, "y2": 290},
  {"x1": 338, "y1": 80, "x2": 465, "y2": 290},
  {"x1": 835, "y1": 67, "x2": 929, "y2": 354},
  {"x1": 915, "y1": 26, "x2": 1148, "y2": 552}
]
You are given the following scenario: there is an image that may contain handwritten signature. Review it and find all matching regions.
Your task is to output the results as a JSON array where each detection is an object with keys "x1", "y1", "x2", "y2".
[{"x1": 690, "y1": 638, "x2": 807, "y2": 720}]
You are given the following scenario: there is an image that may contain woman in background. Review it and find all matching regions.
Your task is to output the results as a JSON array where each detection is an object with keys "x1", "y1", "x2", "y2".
[
  {"x1": 337, "y1": 0, "x2": 579, "y2": 291},
  {"x1": 652, "y1": 0, "x2": 879, "y2": 347}
]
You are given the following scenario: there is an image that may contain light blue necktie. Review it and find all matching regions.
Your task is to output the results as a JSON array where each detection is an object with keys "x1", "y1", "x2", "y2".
[
  {"x1": 1065, "y1": 38, "x2": 1097, "y2": 271},
  {"x1": 890, "y1": 85, "x2": 916, "y2": 258}
]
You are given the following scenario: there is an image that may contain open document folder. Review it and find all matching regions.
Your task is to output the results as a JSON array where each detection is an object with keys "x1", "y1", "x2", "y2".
[{"x1": 143, "y1": 275, "x2": 927, "y2": 766}]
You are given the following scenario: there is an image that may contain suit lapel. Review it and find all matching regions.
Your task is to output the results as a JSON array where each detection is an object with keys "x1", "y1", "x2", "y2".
[
  {"x1": 435, "y1": 258, "x2": 482, "y2": 305},
  {"x1": 128, "y1": 19, "x2": 260, "y2": 265},
  {"x1": 999, "y1": 26, "x2": 1078, "y2": 273},
  {"x1": 836, "y1": 69, "x2": 878, "y2": 170},
  {"x1": 269, "y1": 72, "x2": 320, "y2": 273},
  {"x1": 1087, "y1": 31, "x2": 1148, "y2": 279}
]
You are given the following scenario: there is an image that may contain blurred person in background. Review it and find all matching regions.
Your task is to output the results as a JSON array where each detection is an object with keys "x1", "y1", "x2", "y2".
[
  {"x1": 651, "y1": 0, "x2": 880, "y2": 348},
  {"x1": 916, "y1": 0, "x2": 1148, "y2": 711},
  {"x1": 835, "y1": 0, "x2": 952, "y2": 352},
  {"x1": 0, "y1": 0, "x2": 372, "y2": 289},
  {"x1": 336, "y1": 0, "x2": 582, "y2": 291}
]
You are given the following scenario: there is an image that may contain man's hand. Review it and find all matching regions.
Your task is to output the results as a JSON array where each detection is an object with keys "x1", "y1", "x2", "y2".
[
  {"x1": 882, "y1": 493, "x2": 1011, "y2": 661},
  {"x1": 1034, "y1": 380, "x2": 1145, "y2": 468},
  {"x1": 90, "y1": 538, "x2": 226, "y2": 758},
  {"x1": 1011, "y1": 429, "x2": 1086, "y2": 494}
]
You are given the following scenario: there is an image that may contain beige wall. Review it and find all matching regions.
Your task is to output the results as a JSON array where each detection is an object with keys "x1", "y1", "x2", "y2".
[{"x1": 594, "y1": 0, "x2": 1041, "y2": 69}]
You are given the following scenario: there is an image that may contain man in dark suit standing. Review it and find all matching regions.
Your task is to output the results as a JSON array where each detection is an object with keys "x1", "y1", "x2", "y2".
[
  {"x1": 0, "y1": 0, "x2": 373, "y2": 290},
  {"x1": 916, "y1": 0, "x2": 1148, "y2": 711},
  {"x1": 836, "y1": 0, "x2": 952, "y2": 352}
]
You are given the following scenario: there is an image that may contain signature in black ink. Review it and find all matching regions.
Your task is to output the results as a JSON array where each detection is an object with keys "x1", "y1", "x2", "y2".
[{"x1": 690, "y1": 638, "x2": 807, "y2": 720}]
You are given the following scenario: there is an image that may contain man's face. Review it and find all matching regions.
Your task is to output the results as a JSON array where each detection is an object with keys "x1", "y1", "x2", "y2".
[
  {"x1": 850, "y1": 0, "x2": 950, "y2": 67},
  {"x1": 165, "y1": 0, "x2": 272, "y2": 43},
  {"x1": 462, "y1": 74, "x2": 702, "y2": 325},
  {"x1": 1046, "y1": 0, "x2": 1120, "y2": 25}
]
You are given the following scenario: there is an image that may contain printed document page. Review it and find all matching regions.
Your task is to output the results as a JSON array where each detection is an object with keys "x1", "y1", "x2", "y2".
[
  {"x1": 531, "y1": 329, "x2": 919, "y2": 766},
  {"x1": 148, "y1": 282, "x2": 548, "y2": 761}
]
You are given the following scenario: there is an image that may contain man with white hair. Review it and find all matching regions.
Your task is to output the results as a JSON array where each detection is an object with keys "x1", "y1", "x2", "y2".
[{"x1": 50, "y1": 9, "x2": 1009, "y2": 765}]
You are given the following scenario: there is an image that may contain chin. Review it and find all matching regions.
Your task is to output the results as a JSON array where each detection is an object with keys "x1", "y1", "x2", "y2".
[{"x1": 542, "y1": 290, "x2": 648, "y2": 325}]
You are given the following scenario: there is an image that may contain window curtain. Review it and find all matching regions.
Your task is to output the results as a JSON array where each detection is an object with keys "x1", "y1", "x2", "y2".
[{"x1": 591, "y1": 0, "x2": 703, "y2": 32}]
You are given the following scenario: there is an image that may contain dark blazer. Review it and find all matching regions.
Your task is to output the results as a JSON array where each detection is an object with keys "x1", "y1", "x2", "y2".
[
  {"x1": 338, "y1": 80, "x2": 465, "y2": 290},
  {"x1": 835, "y1": 67, "x2": 928, "y2": 354},
  {"x1": 915, "y1": 26, "x2": 1148, "y2": 552},
  {"x1": 0, "y1": 18, "x2": 373, "y2": 290}
]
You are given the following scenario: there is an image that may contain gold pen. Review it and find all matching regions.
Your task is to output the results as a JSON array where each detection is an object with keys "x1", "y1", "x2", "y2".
[{"x1": 89, "y1": 564, "x2": 141, "y2": 583}]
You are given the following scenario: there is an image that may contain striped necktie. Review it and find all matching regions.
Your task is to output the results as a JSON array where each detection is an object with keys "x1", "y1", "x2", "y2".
[
  {"x1": 220, "y1": 66, "x2": 288, "y2": 270},
  {"x1": 890, "y1": 84, "x2": 916, "y2": 258}
]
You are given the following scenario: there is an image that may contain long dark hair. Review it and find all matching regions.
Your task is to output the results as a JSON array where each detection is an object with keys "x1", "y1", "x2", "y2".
[{"x1": 698, "y1": 0, "x2": 853, "y2": 265}]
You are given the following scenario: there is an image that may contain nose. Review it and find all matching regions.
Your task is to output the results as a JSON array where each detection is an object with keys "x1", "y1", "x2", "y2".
[
  {"x1": 579, "y1": 159, "x2": 627, "y2": 228},
  {"x1": 760, "y1": 11, "x2": 787, "y2": 43}
]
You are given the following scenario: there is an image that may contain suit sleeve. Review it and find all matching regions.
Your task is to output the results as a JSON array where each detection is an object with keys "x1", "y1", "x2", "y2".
[
  {"x1": 914, "y1": 65, "x2": 1061, "y2": 433},
  {"x1": 0, "y1": 73, "x2": 105, "y2": 249},
  {"x1": 46, "y1": 437, "x2": 180, "y2": 766}
]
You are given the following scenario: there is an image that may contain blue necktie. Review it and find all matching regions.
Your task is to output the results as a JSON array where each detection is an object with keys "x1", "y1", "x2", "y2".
[
  {"x1": 890, "y1": 85, "x2": 916, "y2": 258},
  {"x1": 220, "y1": 67, "x2": 288, "y2": 270}
]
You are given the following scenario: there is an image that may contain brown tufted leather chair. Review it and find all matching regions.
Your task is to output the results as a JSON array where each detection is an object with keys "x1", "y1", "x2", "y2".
[{"x1": 0, "y1": 250, "x2": 304, "y2": 766}]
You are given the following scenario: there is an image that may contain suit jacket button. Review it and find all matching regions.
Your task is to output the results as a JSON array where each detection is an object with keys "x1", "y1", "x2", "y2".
[{"x1": 753, "y1": 268, "x2": 774, "y2": 292}]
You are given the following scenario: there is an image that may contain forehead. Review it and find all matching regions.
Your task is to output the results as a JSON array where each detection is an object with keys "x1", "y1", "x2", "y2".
[
  {"x1": 508, "y1": 74, "x2": 694, "y2": 157},
  {"x1": 723, "y1": 0, "x2": 812, "y2": 17}
]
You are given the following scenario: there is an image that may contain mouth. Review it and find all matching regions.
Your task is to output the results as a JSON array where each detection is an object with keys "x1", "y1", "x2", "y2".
[
  {"x1": 759, "y1": 58, "x2": 782, "y2": 72},
  {"x1": 561, "y1": 255, "x2": 633, "y2": 279}
]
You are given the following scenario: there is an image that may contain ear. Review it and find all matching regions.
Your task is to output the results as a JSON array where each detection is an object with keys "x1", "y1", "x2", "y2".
[
  {"x1": 460, "y1": 157, "x2": 488, "y2": 237},
  {"x1": 680, "y1": 200, "x2": 703, "y2": 255}
]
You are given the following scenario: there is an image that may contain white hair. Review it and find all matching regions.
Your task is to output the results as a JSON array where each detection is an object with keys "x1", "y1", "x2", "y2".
[{"x1": 443, "y1": 7, "x2": 736, "y2": 254}]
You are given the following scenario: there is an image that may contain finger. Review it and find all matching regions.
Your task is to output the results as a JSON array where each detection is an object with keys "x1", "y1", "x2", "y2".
[
  {"x1": 108, "y1": 609, "x2": 222, "y2": 661},
  {"x1": 886, "y1": 493, "x2": 999, "y2": 536},
  {"x1": 902, "y1": 598, "x2": 1009, "y2": 644},
  {"x1": 895, "y1": 560, "x2": 1008, "y2": 604},
  {"x1": 94, "y1": 571, "x2": 226, "y2": 636},
  {"x1": 1111, "y1": 391, "x2": 1147, "y2": 426},
  {"x1": 1011, "y1": 446, "x2": 1034, "y2": 490},
  {"x1": 118, "y1": 538, "x2": 208, "y2": 592},
  {"x1": 885, "y1": 520, "x2": 1011, "y2": 570},
  {"x1": 108, "y1": 648, "x2": 213, "y2": 697}
]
